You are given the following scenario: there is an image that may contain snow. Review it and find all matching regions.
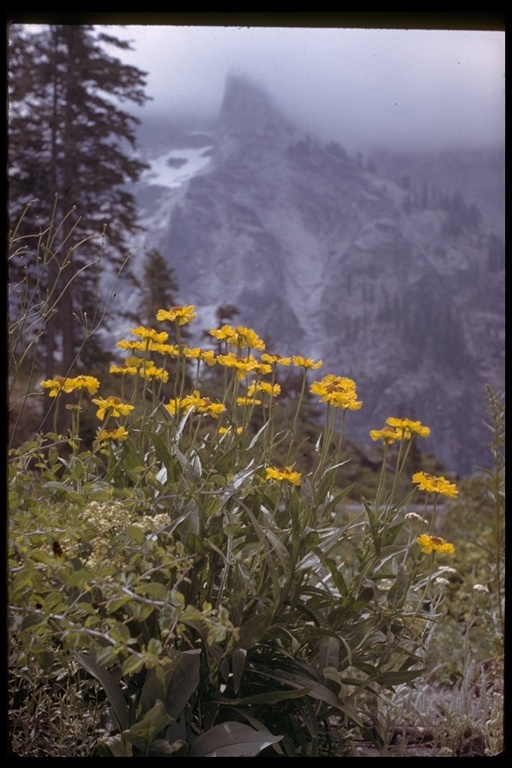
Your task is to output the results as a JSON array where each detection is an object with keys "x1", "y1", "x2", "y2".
[{"x1": 141, "y1": 147, "x2": 213, "y2": 189}]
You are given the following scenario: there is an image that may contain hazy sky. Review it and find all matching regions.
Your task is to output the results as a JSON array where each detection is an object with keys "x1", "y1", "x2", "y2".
[
  {"x1": 100, "y1": 19, "x2": 505, "y2": 152},
  {"x1": 11, "y1": 13, "x2": 505, "y2": 152}
]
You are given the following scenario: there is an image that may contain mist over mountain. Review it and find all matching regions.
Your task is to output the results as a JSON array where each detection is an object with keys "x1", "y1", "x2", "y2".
[{"x1": 124, "y1": 74, "x2": 504, "y2": 477}]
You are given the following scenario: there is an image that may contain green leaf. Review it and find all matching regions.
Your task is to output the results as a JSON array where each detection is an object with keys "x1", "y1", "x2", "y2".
[
  {"x1": 165, "y1": 649, "x2": 201, "y2": 719},
  {"x1": 213, "y1": 685, "x2": 313, "y2": 707},
  {"x1": 126, "y1": 524, "x2": 145, "y2": 544},
  {"x1": 185, "y1": 531, "x2": 205, "y2": 556},
  {"x1": 173, "y1": 445, "x2": 201, "y2": 481},
  {"x1": 138, "y1": 581, "x2": 168, "y2": 600},
  {"x1": 191, "y1": 722, "x2": 283, "y2": 757},
  {"x1": 121, "y1": 444, "x2": 145, "y2": 472},
  {"x1": 122, "y1": 654, "x2": 145, "y2": 677},
  {"x1": 41, "y1": 481, "x2": 86, "y2": 506},
  {"x1": 67, "y1": 568, "x2": 95, "y2": 588},
  {"x1": 87, "y1": 486, "x2": 113, "y2": 501},
  {"x1": 374, "y1": 668, "x2": 427, "y2": 687},
  {"x1": 123, "y1": 699, "x2": 172, "y2": 749},
  {"x1": 140, "y1": 665, "x2": 171, "y2": 713},
  {"x1": 147, "y1": 431, "x2": 173, "y2": 471},
  {"x1": 74, "y1": 651, "x2": 130, "y2": 732},
  {"x1": 105, "y1": 594, "x2": 133, "y2": 614},
  {"x1": 319, "y1": 635, "x2": 341, "y2": 677},
  {"x1": 236, "y1": 609, "x2": 272, "y2": 649},
  {"x1": 231, "y1": 648, "x2": 246, "y2": 694},
  {"x1": 255, "y1": 666, "x2": 365, "y2": 727},
  {"x1": 324, "y1": 557, "x2": 349, "y2": 597},
  {"x1": 387, "y1": 562, "x2": 409, "y2": 609},
  {"x1": 70, "y1": 459, "x2": 85, "y2": 481}
]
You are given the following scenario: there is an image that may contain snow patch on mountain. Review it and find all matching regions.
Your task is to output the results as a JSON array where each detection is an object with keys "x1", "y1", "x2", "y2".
[{"x1": 141, "y1": 146, "x2": 213, "y2": 189}]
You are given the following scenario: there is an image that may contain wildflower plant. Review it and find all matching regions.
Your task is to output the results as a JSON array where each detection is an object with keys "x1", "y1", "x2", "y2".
[{"x1": 9, "y1": 221, "x2": 499, "y2": 756}]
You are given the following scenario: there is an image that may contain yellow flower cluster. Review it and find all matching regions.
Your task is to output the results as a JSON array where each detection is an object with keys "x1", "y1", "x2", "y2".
[
  {"x1": 266, "y1": 466, "x2": 302, "y2": 486},
  {"x1": 247, "y1": 381, "x2": 281, "y2": 398},
  {"x1": 216, "y1": 353, "x2": 271, "y2": 380},
  {"x1": 416, "y1": 533, "x2": 455, "y2": 555},
  {"x1": 110, "y1": 356, "x2": 168, "y2": 382},
  {"x1": 310, "y1": 374, "x2": 362, "y2": 410},
  {"x1": 219, "y1": 426, "x2": 244, "y2": 435},
  {"x1": 156, "y1": 305, "x2": 196, "y2": 325},
  {"x1": 96, "y1": 426, "x2": 129, "y2": 442},
  {"x1": 370, "y1": 427, "x2": 402, "y2": 444},
  {"x1": 165, "y1": 390, "x2": 226, "y2": 418},
  {"x1": 210, "y1": 324, "x2": 266, "y2": 352},
  {"x1": 412, "y1": 471, "x2": 458, "y2": 498},
  {"x1": 236, "y1": 396, "x2": 262, "y2": 407},
  {"x1": 291, "y1": 355, "x2": 323, "y2": 369},
  {"x1": 91, "y1": 396, "x2": 135, "y2": 421},
  {"x1": 386, "y1": 417, "x2": 431, "y2": 439},
  {"x1": 261, "y1": 353, "x2": 292, "y2": 366},
  {"x1": 370, "y1": 417, "x2": 430, "y2": 443},
  {"x1": 40, "y1": 375, "x2": 100, "y2": 397},
  {"x1": 129, "y1": 326, "x2": 169, "y2": 344}
]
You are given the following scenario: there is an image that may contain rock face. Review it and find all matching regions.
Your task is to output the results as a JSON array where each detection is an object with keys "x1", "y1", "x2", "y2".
[{"x1": 134, "y1": 75, "x2": 504, "y2": 476}]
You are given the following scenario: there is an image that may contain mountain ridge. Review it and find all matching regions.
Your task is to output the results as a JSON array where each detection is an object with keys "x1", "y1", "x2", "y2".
[{"x1": 127, "y1": 75, "x2": 504, "y2": 476}]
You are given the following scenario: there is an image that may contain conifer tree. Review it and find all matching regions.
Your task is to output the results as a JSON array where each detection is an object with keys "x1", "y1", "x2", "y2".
[
  {"x1": 138, "y1": 248, "x2": 180, "y2": 332},
  {"x1": 8, "y1": 24, "x2": 149, "y2": 390}
]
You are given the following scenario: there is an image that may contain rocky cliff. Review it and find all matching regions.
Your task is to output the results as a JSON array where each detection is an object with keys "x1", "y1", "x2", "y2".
[{"x1": 131, "y1": 75, "x2": 504, "y2": 476}]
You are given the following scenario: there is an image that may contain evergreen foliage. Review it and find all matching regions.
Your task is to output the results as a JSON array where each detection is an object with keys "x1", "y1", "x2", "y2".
[{"x1": 8, "y1": 24, "x2": 150, "y2": 384}]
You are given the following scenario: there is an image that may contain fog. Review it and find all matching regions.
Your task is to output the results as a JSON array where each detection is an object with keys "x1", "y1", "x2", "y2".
[
  {"x1": 10, "y1": 15, "x2": 504, "y2": 153},
  {"x1": 100, "y1": 23, "x2": 504, "y2": 153}
]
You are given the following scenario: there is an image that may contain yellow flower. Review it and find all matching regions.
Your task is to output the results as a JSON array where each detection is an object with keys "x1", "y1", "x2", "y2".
[
  {"x1": 236, "y1": 396, "x2": 262, "y2": 407},
  {"x1": 210, "y1": 324, "x2": 265, "y2": 351},
  {"x1": 412, "y1": 471, "x2": 458, "y2": 498},
  {"x1": 110, "y1": 363, "x2": 139, "y2": 376},
  {"x1": 40, "y1": 376, "x2": 68, "y2": 397},
  {"x1": 291, "y1": 355, "x2": 323, "y2": 369},
  {"x1": 91, "y1": 396, "x2": 135, "y2": 421},
  {"x1": 116, "y1": 339, "x2": 147, "y2": 351},
  {"x1": 266, "y1": 466, "x2": 302, "y2": 486},
  {"x1": 216, "y1": 353, "x2": 261, "y2": 380},
  {"x1": 200, "y1": 350, "x2": 217, "y2": 366},
  {"x1": 370, "y1": 427, "x2": 401, "y2": 444},
  {"x1": 201, "y1": 400, "x2": 226, "y2": 418},
  {"x1": 209, "y1": 324, "x2": 236, "y2": 342},
  {"x1": 68, "y1": 375, "x2": 100, "y2": 394},
  {"x1": 180, "y1": 346, "x2": 217, "y2": 365},
  {"x1": 182, "y1": 346, "x2": 202, "y2": 358},
  {"x1": 140, "y1": 363, "x2": 169, "y2": 383},
  {"x1": 129, "y1": 326, "x2": 169, "y2": 343},
  {"x1": 247, "y1": 381, "x2": 281, "y2": 397},
  {"x1": 416, "y1": 533, "x2": 455, "y2": 555},
  {"x1": 231, "y1": 326, "x2": 266, "y2": 351},
  {"x1": 148, "y1": 342, "x2": 180, "y2": 356},
  {"x1": 156, "y1": 305, "x2": 196, "y2": 325},
  {"x1": 40, "y1": 375, "x2": 100, "y2": 396},
  {"x1": 219, "y1": 426, "x2": 243, "y2": 435},
  {"x1": 310, "y1": 375, "x2": 362, "y2": 410},
  {"x1": 96, "y1": 426, "x2": 129, "y2": 442},
  {"x1": 261, "y1": 353, "x2": 291, "y2": 366},
  {"x1": 386, "y1": 417, "x2": 430, "y2": 439},
  {"x1": 165, "y1": 391, "x2": 225, "y2": 418},
  {"x1": 165, "y1": 398, "x2": 182, "y2": 416}
]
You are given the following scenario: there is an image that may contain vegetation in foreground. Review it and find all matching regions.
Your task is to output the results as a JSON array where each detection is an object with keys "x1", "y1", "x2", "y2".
[{"x1": 8, "y1": 218, "x2": 504, "y2": 757}]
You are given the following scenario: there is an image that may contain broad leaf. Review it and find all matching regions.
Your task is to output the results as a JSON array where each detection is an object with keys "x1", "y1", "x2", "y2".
[
  {"x1": 74, "y1": 651, "x2": 130, "y2": 732},
  {"x1": 122, "y1": 699, "x2": 171, "y2": 749},
  {"x1": 191, "y1": 722, "x2": 283, "y2": 757},
  {"x1": 165, "y1": 649, "x2": 201, "y2": 719}
]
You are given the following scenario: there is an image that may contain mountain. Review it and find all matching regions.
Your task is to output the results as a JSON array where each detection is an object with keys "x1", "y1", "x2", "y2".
[{"x1": 125, "y1": 75, "x2": 504, "y2": 477}]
